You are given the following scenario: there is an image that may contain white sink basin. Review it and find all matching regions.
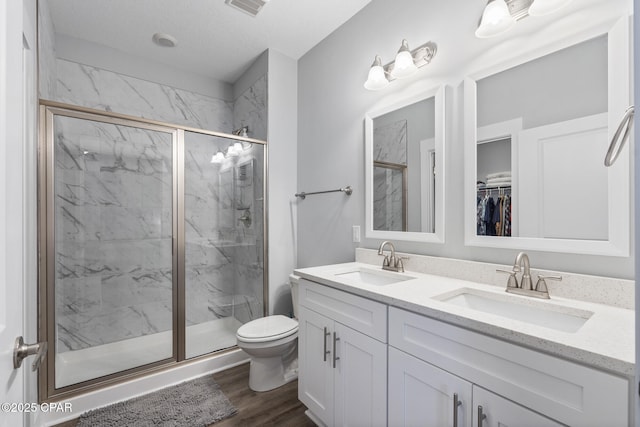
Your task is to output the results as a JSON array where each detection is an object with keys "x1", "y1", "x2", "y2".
[
  {"x1": 334, "y1": 267, "x2": 415, "y2": 286},
  {"x1": 434, "y1": 288, "x2": 593, "y2": 333}
]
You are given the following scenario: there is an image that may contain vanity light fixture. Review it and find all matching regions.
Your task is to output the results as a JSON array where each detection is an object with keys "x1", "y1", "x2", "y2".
[
  {"x1": 475, "y1": 0, "x2": 573, "y2": 38},
  {"x1": 227, "y1": 142, "x2": 243, "y2": 157},
  {"x1": 210, "y1": 150, "x2": 225, "y2": 164},
  {"x1": 528, "y1": 0, "x2": 573, "y2": 16},
  {"x1": 390, "y1": 40, "x2": 419, "y2": 79},
  {"x1": 475, "y1": 0, "x2": 515, "y2": 38},
  {"x1": 364, "y1": 56, "x2": 389, "y2": 91},
  {"x1": 364, "y1": 40, "x2": 437, "y2": 91}
]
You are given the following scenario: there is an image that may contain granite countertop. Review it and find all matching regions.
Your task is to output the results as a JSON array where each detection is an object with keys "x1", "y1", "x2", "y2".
[{"x1": 294, "y1": 262, "x2": 635, "y2": 377}]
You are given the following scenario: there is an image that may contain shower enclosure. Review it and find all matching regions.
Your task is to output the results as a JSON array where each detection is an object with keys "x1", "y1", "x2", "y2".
[{"x1": 38, "y1": 102, "x2": 266, "y2": 399}]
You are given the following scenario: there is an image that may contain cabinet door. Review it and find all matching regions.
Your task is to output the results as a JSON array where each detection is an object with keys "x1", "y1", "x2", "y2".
[
  {"x1": 473, "y1": 387, "x2": 564, "y2": 427},
  {"x1": 389, "y1": 347, "x2": 472, "y2": 427},
  {"x1": 333, "y1": 322, "x2": 387, "y2": 427},
  {"x1": 298, "y1": 306, "x2": 334, "y2": 425}
]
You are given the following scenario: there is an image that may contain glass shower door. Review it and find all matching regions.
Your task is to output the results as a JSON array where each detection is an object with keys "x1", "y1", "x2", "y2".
[
  {"x1": 183, "y1": 131, "x2": 265, "y2": 359},
  {"x1": 50, "y1": 111, "x2": 176, "y2": 388}
]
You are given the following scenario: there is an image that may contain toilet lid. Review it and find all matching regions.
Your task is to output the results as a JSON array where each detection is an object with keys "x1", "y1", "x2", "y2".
[{"x1": 236, "y1": 315, "x2": 298, "y2": 341}]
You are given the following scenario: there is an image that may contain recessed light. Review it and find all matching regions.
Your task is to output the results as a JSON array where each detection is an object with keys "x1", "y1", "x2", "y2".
[{"x1": 152, "y1": 33, "x2": 177, "y2": 48}]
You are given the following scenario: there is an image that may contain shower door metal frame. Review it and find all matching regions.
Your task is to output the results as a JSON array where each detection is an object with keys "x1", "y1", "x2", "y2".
[{"x1": 38, "y1": 100, "x2": 269, "y2": 402}]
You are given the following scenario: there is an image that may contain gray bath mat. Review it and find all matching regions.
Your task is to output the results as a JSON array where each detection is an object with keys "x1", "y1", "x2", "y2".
[{"x1": 77, "y1": 376, "x2": 237, "y2": 427}]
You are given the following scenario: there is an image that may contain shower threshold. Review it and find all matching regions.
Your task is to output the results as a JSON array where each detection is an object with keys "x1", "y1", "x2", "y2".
[{"x1": 55, "y1": 317, "x2": 243, "y2": 389}]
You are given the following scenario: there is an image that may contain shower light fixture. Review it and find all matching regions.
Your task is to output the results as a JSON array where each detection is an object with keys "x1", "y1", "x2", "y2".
[
  {"x1": 364, "y1": 39, "x2": 437, "y2": 91},
  {"x1": 475, "y1": 0, "x2": 573, "y2": 38}
]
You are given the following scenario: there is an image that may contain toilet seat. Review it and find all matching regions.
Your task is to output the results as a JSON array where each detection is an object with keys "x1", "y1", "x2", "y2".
[{"x1": 236, "y1": 315, "x2": 298, "y2": 343}]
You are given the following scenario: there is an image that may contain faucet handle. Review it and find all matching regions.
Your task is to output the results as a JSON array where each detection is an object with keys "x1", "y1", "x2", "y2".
[
  {"x1": 535, "y1": 274, "x2": 562, "y2": 293},
  {"x1": 381, "y1": 255, "x2": 391, "y2": 267},
  {"x1": 496, "y1": 269, "x2": 519, "y2": 289},
  {"x1": 394, "y1": 257, "x2": 407, "y2": 273}
]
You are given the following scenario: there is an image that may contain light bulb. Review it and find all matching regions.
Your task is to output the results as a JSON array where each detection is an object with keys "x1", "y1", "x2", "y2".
[
  {"x1": 210, "y1": 151, "x2": 225, "y2": 163},
  {"x1": 364, "y1": 56, "x2": 389, "y2": 91},
  {"x1": 227, "y1": 142, "x2": 242, "y2": 157},
  {"x1": 390, "y1": 40, "x2": 417, "y2": 79},
  {"x1": 475, "y1": 0, "x2": 515, "y2": 38}
]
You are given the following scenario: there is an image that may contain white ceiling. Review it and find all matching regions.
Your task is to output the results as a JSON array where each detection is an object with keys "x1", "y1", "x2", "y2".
[{"x1": 46, "y1": 0, "x2": 372, "y2": 83}]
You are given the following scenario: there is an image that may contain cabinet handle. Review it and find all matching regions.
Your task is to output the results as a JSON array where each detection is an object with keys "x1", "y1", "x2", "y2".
[
  {"x1": 332, "y1": 332, "x2": 340, "y2": 368},
  {"x1": 323, "y1": 327, "x2": 330, "y2": 362},
  {"x1": 477, "y1": 405, "x2": 487, "y2": 427},
  {"x1": 453, "y1": 393, "x2": 462, "y2": 427}
]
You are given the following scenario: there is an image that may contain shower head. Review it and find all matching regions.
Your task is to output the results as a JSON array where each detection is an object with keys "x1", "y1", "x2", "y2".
[{"x1": 232, "y1": 126, "x2": 249, "y2": 138}]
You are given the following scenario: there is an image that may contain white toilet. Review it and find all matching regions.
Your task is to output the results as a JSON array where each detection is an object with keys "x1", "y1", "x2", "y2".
[{"x1": 236, "y1": 275, "x2": 299, "y2": 392}]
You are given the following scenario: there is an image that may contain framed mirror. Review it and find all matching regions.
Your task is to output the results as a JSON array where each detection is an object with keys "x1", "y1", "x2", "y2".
[
  {"x1": 464, "y1": 17, "x2": 630, "y2": 256},
  {"x1": 365, "y1": 85, "x2": 445, "y2": 243}
]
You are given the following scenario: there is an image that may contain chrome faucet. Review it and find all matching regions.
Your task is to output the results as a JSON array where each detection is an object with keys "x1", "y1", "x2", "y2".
[
  {"x1": 513, "y1": 252, "x2": 533, "y2": 290},
  {"x1": 377, "y1": 241, "x2": 407, "y2": 272},
  {"x1": 496, "y1": 252, "x2": 561, "y2": 299}
]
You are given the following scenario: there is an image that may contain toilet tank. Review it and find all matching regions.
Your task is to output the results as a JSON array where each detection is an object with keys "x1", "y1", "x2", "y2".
[{"x1": 289, "y1": 274, "x2": 300, "y2": 319}]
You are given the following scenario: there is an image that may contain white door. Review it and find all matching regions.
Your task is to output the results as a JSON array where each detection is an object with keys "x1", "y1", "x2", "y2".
[
  {"x1": 1, "y1": 1, "x2": 38, "y2": 427},
  {"x1": 298, "y1": 307, "x2": 334, "y2": 425},
  {"x1": 473, "y1": 387, "x2": 564, "y2": 427},
  {"x1": 1, "y1": 0, "x2": 25, "y2": 426},
  {"x1": 333, "y1": 322, "x2": 387, "y2": 427},
  {"x1": 517, "y1": 113, "x2": 609, "y2": 240},
  {"x1": 388, "y1": 347, "x2": 472, "y2": 427}
]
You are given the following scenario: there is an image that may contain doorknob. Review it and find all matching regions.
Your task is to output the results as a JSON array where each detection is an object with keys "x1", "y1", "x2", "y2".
[{"x1": 13, "y1": 336, "x2": 48, "y2": 371}]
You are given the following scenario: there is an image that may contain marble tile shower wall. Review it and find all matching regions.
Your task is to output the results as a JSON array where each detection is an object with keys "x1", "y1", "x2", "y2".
[
  {"x1": 233, "y1": 75, "x2": 268, "y2": 141},
  {"x1": 53, "y1": 59, "x2": 267, "y2": 352},
  {"x1": 56, "y1": 59, "x2": 234, "y2": 132},
  {"x1": 184, "y1": 134, "x2": 264, "y2": 327},
  {"x1": 373, "y1": 120, "x2": 407, "y2": 230},
  {"x1": 54, "y1": 116, "x2": 174, "y2": 352}
]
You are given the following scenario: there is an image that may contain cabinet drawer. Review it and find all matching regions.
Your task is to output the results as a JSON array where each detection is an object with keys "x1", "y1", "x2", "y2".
[
  {"x1": 299, "y1": 279, "x2": 387, "y2": 342},
  {"x1": 389, "y1": 307, "x2": 628, "y2": 427}
]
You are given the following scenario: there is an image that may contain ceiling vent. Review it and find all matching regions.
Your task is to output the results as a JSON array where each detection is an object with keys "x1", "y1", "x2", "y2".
[{"x1": 225, "y1": 0, "x2": 269, "y2": 17}]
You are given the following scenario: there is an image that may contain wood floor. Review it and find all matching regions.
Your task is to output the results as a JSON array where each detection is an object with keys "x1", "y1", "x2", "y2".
[{"x1": 54, "y1": 362, "x2": 315, "y2": 427}]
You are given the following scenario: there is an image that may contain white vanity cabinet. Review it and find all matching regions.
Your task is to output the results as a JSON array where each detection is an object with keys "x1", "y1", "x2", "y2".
[
  {"x1": 298, "y1": 279, "x2": 388, "y2": 427},
  {"x1": 389, "y1": 307, "x2": 629, "y2": 427},
  {"x1": 389, "y1": 347, "x2": 563, "y2": 427},
  {"x1": 388, "y1": 346, "x2": 473, "y2": 426}
]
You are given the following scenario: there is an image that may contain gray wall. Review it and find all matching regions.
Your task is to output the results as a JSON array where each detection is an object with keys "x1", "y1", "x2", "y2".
[
  {"x1": 477, "y1": 35, "x2": 607, "y2": 129},
  {"x1": 297, "y1": 0, "x2": 633, "y2": 279},
  {"x1": 267, "y1": 49, "x2": 299, "y2": 316}
]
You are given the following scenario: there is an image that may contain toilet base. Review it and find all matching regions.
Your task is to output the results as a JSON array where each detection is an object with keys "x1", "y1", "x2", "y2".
[{"x1": 248, "y1": 355, "x2": 297, "y2": 392}]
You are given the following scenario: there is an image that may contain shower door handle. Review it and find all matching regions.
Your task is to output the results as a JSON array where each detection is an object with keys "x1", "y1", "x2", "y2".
[{"x1": 13, "y1": 336, "x2": 48, "y2": 371}]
